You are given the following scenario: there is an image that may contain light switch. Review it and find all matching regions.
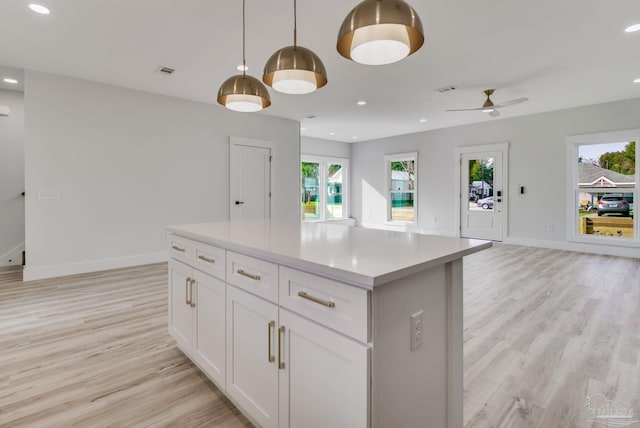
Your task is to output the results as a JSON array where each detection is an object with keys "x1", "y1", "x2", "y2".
[{"x1": 37, "y1": 190, "x2": 60, "y2": 200}]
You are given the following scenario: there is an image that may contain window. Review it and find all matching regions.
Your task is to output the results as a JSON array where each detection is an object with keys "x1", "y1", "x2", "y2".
[
  {"x1": 567, "y1": 130, "x2": 639, "y2": 246},
  {"x1": 301, "y1": 156, "x2": 348, "y2": 221},
  {"x1": 385, "y1": 152, "x2": 417, "y2": 223}
]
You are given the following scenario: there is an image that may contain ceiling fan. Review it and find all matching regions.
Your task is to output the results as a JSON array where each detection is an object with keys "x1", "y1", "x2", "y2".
[{"x1": 446, "y1": 89, "x2": 528, "y2": 117}]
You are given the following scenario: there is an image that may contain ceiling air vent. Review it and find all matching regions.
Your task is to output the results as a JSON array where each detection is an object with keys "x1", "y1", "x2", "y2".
[
  {"x1": 435, "y1": 85, "x2": 458, "y2": 93},
  {"x1": 156, "y1": 66, "x2": 175, "y2": 75}
]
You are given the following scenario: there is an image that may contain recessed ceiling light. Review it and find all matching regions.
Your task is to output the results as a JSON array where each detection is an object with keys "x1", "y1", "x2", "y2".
[
  {"x1": 625, "y1": 24, "x2": 640, "y2": 33},
  {"x1": 419, "y1": 118, "x2": 427, "y2": 123},
  {"x1": 356, "y1": 100, "x2": 366, "y2": 106},
  {"x1": 28, "y1": 4, "x2": 50, "y2": 14},
  {"x1": 352, "y1": 136, "x2": 358, "y2": 139},
  {"x1": 3, "y1": 78, "x2": 18, "y2": 84},
  {"x1": 237, "y1": 64, "x2": 248, "y2": 71},
  {"x1": 301, "y1": 127, "x2": 307, "y2": 131},
  {"x1": 329, "y1": 132, "x2": 335, "y2": 136},
  {"x1": 634, "y1": 78, "x2": 640, "y2": 83}
]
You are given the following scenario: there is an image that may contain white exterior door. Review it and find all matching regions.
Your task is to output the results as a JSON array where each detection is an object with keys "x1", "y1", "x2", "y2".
[
  {"x1": 278, "y1": 309, "x2": 369, "y2": 428},
  {"x1": 460, "y1": 147, "x2": 506, "y2": 241},
  {"x1": 226, "y1": 286, "x2": 279, "y2": 428},
  {"x1": 230, "y1": 142, "x2": 271, "y2": 221}
]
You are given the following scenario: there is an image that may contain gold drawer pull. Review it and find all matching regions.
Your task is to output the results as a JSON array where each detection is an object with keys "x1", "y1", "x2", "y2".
[
  {"x1": 268, "y1": 321, "x2": 275, "y2": 363},
  {"x1": 198, "y1": 255, "x2": 215, "y2": 264},
  {"x1": 237, "y1": 269, "x2": 261, "y2": 281},
  {"x1": 298, "y1": 291, "x2": 336, "y2": 308},
  {"x1": 278, "y1": 325, "x2": 285, "y2": 370},
  {"x1": 172, "y1": 245, "x2": 186, "y2": 253},
  {"x1": 190, "y1": 278, "x2": 196, "y2": 308},
  {"x1": 185, "y1": 277, "x2": 192, "y2": 305}
]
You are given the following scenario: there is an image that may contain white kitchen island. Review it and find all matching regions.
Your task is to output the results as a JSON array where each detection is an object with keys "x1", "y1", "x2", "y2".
[{"x1": 165, "y1": 220, "x2": 491, "y2": 428}]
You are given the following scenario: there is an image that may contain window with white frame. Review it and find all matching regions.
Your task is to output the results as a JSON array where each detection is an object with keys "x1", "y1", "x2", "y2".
[
  {"x1": 385, "y1": 152, "x2": 417, "y2": 223},
  {"x1": 301, "y1": 156, "x2": 348, "y2": 221},
  {"x1": 567, "y1": 130, "x2": 639, "y2": 246}
]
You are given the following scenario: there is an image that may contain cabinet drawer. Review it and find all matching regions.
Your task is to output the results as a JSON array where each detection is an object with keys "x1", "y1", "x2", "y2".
[
  {"x1": 193, "y1": 241, "x2": 226, "y2": 281},
  {"x1": 168, "y1": 234, "x2": 194, "y2": 265},
  {"x1": 227, "y1": 251, "x2": 279, "y2": 303},
  {"x1": 279, "y1": 267, "x2": 369, "y2": 343}
]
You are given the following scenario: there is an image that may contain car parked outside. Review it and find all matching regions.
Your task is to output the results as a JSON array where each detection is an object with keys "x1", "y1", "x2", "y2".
[
  {"x1": 597, "y1": 194, "x2": 630, "y2": 216},
  {"x1": 476, "y1": 196, "x2": 494, "y2": 209}
]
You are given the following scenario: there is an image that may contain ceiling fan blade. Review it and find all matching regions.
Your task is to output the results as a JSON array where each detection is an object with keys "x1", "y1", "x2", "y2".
[
  {"x1": 446, "y1": 107, "x2": 485, "y2": 112},
  {"x1": 493, "y1": 97, "x2": 528, "y2": 108}
]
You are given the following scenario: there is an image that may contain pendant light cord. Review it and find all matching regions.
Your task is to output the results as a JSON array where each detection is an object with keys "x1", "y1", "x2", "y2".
[
  {"x1": 242, "y1": 0, "x2": 246, "y2": 76},
  {"x1": 293, "y1": 0, "x2": 297, "y2": 48}
]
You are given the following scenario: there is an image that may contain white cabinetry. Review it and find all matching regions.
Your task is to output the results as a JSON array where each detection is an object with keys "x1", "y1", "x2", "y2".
[
  {"x1": 168, "y1": 259, "x2": 193, "y2": 351},
  {"x1": 168, "y1": 255, "x2": 226, "y2": 388},
  {"x1": 166, "y1": 223, "x2": 478, "y2": 428},
  {"x1": 278, "y1": 308, "x2": 369, "y2": 428},
  {"x1": 192, "y1": 269, "x2": 226, "y2": 387},
  {"x1": 225, "y1": 284, "x2": 369, "y2": 428},
  {"x1": 226, "y1": 285, "x2": 279, "y2": 428}
]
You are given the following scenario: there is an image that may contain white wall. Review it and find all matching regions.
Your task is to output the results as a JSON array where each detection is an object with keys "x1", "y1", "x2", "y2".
[
  {"x1": 301, "y1": 136, "x2": 351, "y2": 159},
  {"x1": 0, "y1": 89, "x2": 25, "y2": 266},
  {"x1": 352, "y1": 97, "x2": 640, "y2": 258},
  {"x1": 24, "y1": 71, "x2": 300, "y2": 280}
]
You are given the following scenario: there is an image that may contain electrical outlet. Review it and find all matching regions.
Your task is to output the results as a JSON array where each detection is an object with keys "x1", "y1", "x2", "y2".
[
  {"x1": 547, "y1": 224, "x2": 554, "y2": 232},
  {"x1": 410, "y1": 310, "x2": 424, "y2": 351}
]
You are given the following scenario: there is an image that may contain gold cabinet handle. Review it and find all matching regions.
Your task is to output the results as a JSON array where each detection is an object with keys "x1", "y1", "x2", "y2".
[
  {"x1": 268, "y1": 321, "x2": 275, "y2": 363},
  {"x1": 172, "y1": 245, "x2": 186, "y2": 253},
  {"x1": 298, "y1": 291, "x2": 336, "y2": 308},
  {"x1": 278, "y1": 325, "x2": 285, "y2": 370},
  {"x1": 185, "y1": 277, "x2": 192, "y2": 305},
  {"x1": 237, "y1": 269, "x2": 261, "y2": 281},
  {"x1": 190, "y1": 278, "x2": 196, "y2": 308},
  {"x1": 198, "y1": 255, "x2": 215, "y2": 264}
]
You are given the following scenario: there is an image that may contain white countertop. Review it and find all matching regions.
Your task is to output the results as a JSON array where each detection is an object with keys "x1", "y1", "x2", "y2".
[{"x1": 166, "y1": 221, "x2": 491, "y2": 289}]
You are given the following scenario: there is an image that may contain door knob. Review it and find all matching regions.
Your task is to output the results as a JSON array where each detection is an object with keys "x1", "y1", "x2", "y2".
[{"x1": 235, "y1": 201, "x2": 244, "y2": 205}]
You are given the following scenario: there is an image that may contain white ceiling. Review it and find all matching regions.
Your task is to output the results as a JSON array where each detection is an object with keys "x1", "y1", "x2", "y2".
[{"x1": 0, "y1": 0, "x2": 639, "y2": 142}]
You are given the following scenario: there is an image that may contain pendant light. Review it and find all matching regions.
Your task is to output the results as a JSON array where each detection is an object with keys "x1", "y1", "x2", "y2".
[
  {"x1": 217, "y1": 0, "x2": 271, "y2": 112},
  {"x1": 337, "y1": 0, "x2": 424, "y2": 66},
  {"x1": 263, "y1": 0, "x2": 327, "y2": 94}
]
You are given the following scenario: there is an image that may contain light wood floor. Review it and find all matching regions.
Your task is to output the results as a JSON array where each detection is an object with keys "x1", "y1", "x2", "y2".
[
  {"x1": 1, "y1": 245, "x2": 638, "y2": 427},
  {"x1": 463, "y1": 245, "x2": 640, "y2": 428},
  {"x1": 0, "y1": 264, "x2": 251, "y2": 428}
]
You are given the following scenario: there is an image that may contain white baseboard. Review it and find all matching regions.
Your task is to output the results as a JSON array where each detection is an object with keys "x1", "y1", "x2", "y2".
[
  {"x1": 0, "y1": 242, "x2": 25, "y2": 267},
  {"x1": 504, "y1": 237, "x2": 640, "y2": 258},
  {"x1": 23, "y1": 251, "x2": 168, "y2": 282}
]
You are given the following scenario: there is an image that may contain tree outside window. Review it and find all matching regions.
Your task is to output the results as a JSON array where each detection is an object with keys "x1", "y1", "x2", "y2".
[
  {"x1": 386, "y1": 153, "x2": 418, "y2": 223},
  {"x1": 301, "y1": 157, "x2": 348, "y2": 221}
]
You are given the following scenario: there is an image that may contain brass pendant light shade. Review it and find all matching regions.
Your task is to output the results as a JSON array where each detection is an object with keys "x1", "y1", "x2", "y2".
[
  {"x1": 217, "y1": 0, "x2": 271, "y2": 112},
  {"x1": 263, "y1": 0, "x2": 327, "y2": 95},
  {"x1": 217, "y1": 75, "x2": 271, "y2": 112},
  {"x1": 337, "y1": 0, "x2": 424, "y2": 65},
  {"x1": 263, "y1": 46, "x2": 327, "y2": 94}
]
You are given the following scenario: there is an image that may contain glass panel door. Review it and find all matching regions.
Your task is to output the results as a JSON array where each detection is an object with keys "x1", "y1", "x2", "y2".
[
  {"x1": 301, "y1": 162, "x2": 320, "y2": 220},
  {"x1": 326, "y1": 163, "x2": 343, "y2": 220}
]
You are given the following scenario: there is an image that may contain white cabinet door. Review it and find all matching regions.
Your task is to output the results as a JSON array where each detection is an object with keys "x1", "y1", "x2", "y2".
[
  {"x1": 226, "y1": 285, "x2": 279, "y2": 428},
  {"x1": 168, "y1": 259, "x2": 194, "y2": 352},
  {"x1": 279, "y1": 309, "x2": 370, "y2": 428},
  {"x1": 193, "y1": 270, "x2": 226, "y2": 388}
]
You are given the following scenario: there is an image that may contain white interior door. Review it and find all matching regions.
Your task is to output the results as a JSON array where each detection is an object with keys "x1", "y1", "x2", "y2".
[
  {"x1": 230, "y1": 142, "x2": 271, "y2": 221},
  {"x1": 460, "y1": 149, "x2": 505, "y2": 241}
]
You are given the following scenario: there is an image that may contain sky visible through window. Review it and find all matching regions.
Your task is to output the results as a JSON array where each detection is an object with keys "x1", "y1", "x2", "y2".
[{"x1": 579, "y1": 142, "x2": 627, "y2": 161}]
